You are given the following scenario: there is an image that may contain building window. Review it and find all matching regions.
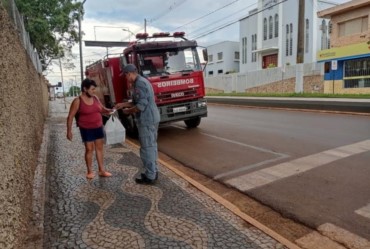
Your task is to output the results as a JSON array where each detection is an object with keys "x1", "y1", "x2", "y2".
[
  {"x1": 263, "y1": 18, "x2": 267, "y2": 40},
  {"x1": 344, "y1": 78, "x2": 370, "y2": 88},
  {"x1": 305, "y1": 19, "x2": 309, "y2": 53},
  {"x1": 344, "y1": 57, "x2": 370, "y2": 88},
  {"x1": 217, "y1": 52, "x2": 223, "y2": 61},
  {"x1": 208, "y1": 71, "x2": 213, "y2": 76},
  {"x1": 218, "y1": 69, "x2": 223, "y2": 74},
  {"x1": 235, "y1": 51, "x2": 240, "y2": 60},
  {"x1": 208, "y1": 54, "x2": 213, "y2": 62},
  {"x1": 344, "y1": 58, "x2": 370, "y2": 77},
  {"x1": 252, "y1": 34, "x2": 257, "y2": 62},
  {"x1": 269, "y1": 16, "x2": 273, "y2": 39},
  {"x1": 289, "y1": 23, "x2": 293, "y2": 56},
  {"x1": 242, "y1": 37, "x2": 247, "y2": 64},
  {"x1": 286, "y1": 24, "x2": 289, "y2": 56},
  {"x1": 339, "y1": 16, "x2": 368, "y2": 37},
  {"x1": 274, "y1": 14, "x2": 279, "y2": 37}
]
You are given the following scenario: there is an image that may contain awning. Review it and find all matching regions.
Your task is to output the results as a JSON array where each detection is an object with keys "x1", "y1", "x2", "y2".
[{"x1": 252, "y1": 47, "x2": 279, "y2": 54}]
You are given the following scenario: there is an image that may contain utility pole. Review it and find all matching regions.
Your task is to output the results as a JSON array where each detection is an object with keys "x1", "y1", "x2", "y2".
[
  {"x1": 297, "y1": 0, "x2": 305, "y2": 64},
  {"x1": 58, "y1": 58, "x2": 67, "y2": 109},
  {"x1": 144, "y1": 19, "x2": 147, "y2": 33},
  {"x1": 78, "y1": 0, "x2": 87, "y2": 83}
]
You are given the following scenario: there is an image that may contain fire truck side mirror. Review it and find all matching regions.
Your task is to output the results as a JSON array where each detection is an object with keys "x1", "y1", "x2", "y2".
[
  {"x1": 202, "y1": 49, "x2": 208, "y2": 62},
  {"x1": 58, "y1": 82, "x2": 62, "y2": 87}
]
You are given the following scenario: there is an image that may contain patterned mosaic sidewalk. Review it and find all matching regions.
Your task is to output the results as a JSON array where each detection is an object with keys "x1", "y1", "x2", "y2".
[{"x1": 43, "y1": 107, "x2": 285, "y2": 248}]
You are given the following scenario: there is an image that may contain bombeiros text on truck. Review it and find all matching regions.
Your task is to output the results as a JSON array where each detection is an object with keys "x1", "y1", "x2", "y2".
[{"x1": 85, "y1": 31, "x2": 208, "y2": 136}]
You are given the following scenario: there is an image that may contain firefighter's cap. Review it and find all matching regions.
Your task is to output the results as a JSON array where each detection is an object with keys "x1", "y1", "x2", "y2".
[{"x1": 123, "y1": 64, "x2": 137, "y2": 73}]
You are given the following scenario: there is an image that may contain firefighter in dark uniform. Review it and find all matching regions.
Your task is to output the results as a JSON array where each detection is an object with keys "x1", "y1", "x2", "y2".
[{"x1": 115, "y1": 64, "x2": 160, "y2": 184}]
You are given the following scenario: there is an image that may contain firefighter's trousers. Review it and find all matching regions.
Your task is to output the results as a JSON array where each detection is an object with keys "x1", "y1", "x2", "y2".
[{"x1": 137, "y1": 123, "x2": 159, "y2": 180}]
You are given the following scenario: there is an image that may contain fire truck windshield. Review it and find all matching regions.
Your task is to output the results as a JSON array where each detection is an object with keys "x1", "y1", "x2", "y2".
[{"x1": 138, "y1": 47, "x2": 201, "y2": 77}]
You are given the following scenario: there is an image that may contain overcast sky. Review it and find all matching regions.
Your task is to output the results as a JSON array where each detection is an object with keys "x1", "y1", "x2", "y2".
[{"x1": 46, "y1": 0, "x2": 349, "y2": 90}]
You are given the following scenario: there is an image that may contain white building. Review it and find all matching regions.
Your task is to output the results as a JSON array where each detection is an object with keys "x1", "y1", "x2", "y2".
[
  {"x1": 239, "y1": 0, "x2": 337, "y2": 73},
  {"x1": 205, "y1": 41, "x2": 240, "y2": 77}
]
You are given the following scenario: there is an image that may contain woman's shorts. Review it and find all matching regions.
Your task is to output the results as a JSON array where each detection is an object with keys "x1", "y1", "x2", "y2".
[{"x1": 79, "y1": 126, "x2": 104, "y2": 142}]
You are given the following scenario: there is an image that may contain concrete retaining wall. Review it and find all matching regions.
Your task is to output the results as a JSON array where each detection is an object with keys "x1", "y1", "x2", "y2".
[
  {"x1": 0, "y1": 4, "x2": 49, "y2": 249},
  {"x1": 205, "y1": 63, "x2": 324, "y2": 94}
]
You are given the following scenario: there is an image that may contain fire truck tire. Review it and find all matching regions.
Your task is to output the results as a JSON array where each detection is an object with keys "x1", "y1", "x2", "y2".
[{"x1": 184, "y1": 117, "x2": 201, "y2": 128}]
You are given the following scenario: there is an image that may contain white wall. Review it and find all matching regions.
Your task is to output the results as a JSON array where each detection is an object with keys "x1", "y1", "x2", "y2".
[
  {"x1": 205, "y1": 62, "x2": 321, "y2": 93},
  {"x1": 205, "y1": 41, "x2": 239, "y2": 77}
]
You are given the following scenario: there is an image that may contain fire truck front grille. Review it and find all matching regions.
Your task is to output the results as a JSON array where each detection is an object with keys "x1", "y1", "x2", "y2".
[{"x1": 157, "y1": 89, "x2": 198, "y2": 102}]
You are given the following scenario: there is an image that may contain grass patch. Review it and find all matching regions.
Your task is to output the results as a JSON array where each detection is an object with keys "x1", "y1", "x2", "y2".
[{"x1": 206, "y1": 92, "x2": 370, "y2": 99}]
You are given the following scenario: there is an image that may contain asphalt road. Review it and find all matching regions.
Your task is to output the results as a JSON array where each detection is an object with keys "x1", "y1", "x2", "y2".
[
  {"x1": 157, "y1": 104, "x2": 370, "y2": 241},
  {"x1": 206, "y1": 96, "x2": 370, "y2": 113}
]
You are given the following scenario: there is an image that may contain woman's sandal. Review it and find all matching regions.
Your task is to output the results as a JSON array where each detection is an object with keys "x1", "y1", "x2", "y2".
[
  {"x1": 98, "y1": 171, "x2": 112, "y2": 177},
  {"x1": 86, "y1": 172, "x2": 95, "y2": 179}
]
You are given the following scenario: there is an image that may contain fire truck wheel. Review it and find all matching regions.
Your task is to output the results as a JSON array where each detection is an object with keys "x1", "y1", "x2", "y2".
[{"x1": 184, "y1": 117, "x2": 201, "y2": 128}]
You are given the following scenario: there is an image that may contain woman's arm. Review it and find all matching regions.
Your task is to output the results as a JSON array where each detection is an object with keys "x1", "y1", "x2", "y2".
[
  {"x1": 94, "y1": 95, "x2": 114, "y2": 114},
  {"x1": 66, "y1": 97, "x2": 80, "y2": 141}
]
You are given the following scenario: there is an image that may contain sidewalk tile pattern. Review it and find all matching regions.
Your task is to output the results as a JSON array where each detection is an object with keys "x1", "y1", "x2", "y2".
[{"x1": 43, "y1": 110, "x2": 284, "y2": 249}]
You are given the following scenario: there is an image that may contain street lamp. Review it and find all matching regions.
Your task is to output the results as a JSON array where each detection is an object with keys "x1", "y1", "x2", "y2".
[
  {"x1": 78, "y1": 0, "x2": 87, "y2": 83},
  {"x1": 122, "y1": 28, "x2": 135, "y2": 41}
]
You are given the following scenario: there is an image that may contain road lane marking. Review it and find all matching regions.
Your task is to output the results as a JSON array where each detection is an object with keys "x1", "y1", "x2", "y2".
[
  {"x1": 200, "y1": 132, "x2": 289, "y2": 180},
  {"x1": 199, "y1": 132, "x2": 287, "y2": 156},
  {"x1": 201, "y1": 132, "x2": 290, "y2": 179},
  {"x1": 214, "y1": 155, "x2": 289, "y2": 180},
  {"x1": 171, "y1": 125, "x2": 289, "y2": 180},
  {"x1": 355, "y1": 203, "x2": 370, "y2": 219},
  {"x1": 226, "y1": 139, "x2": 370, "y2": 191},
  {"x1": 170, "y1": 125, "x2": 289, "y2": 179}
]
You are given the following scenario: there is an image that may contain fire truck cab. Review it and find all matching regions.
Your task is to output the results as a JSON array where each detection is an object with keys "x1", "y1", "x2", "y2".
[{"x1": 86, "y1": 32, "x2": 208, "y2": 136}]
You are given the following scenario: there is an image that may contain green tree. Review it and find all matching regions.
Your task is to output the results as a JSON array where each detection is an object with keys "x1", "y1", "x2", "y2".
[
  {"x1": 68, "y1": 85, "x2": 81, "y2": 97},
  {"x1": 15, "y1": 0, "x2": 84, "y2": 71}
]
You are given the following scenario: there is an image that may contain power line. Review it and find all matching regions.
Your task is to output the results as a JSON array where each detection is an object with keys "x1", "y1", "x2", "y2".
[
  {"x1": 171, "y1": 0, "x2": 240, "y2": 31},
  {"x1": 149, "y1": 0, "x2": 189, "y2": 23},
  {"x1": 190, "y1": 0, "x2": 287, "y2": 40},
  {"x1": 187, "y1": 1, "x2": 257, "y2": 38}
]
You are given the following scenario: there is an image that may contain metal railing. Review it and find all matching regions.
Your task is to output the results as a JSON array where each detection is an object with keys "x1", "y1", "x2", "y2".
[{"x1": 1, "y1": 0, "x2": 42, "y2": 73}]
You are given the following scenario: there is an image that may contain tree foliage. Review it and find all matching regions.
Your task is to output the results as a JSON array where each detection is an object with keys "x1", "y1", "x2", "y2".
[
  {"x1": 15, "y1": 0, "x2": 84, "y2": 71},
  {"x1": 68, "y1": 85, "x2": 81, "y2": 96}
]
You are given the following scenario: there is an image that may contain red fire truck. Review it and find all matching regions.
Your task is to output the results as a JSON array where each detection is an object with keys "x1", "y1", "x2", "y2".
[{"x1": 85, "y1": 32, "x2": 208, "y2": 136}]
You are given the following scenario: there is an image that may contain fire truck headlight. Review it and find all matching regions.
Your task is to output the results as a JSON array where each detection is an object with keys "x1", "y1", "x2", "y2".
[{"x1": 198, "y1": 101, "x2": 207, "y2": 108}]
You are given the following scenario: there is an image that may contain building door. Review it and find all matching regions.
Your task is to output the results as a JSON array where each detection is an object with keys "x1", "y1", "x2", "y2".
[{"x1": 262, "y1": 54, "x2": 278, "y2": 68}]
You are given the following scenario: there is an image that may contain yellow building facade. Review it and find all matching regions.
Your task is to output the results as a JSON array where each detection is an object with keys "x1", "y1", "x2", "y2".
[{"x1": 317, "y1": 0, "x2": 370, "y2": 94}]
